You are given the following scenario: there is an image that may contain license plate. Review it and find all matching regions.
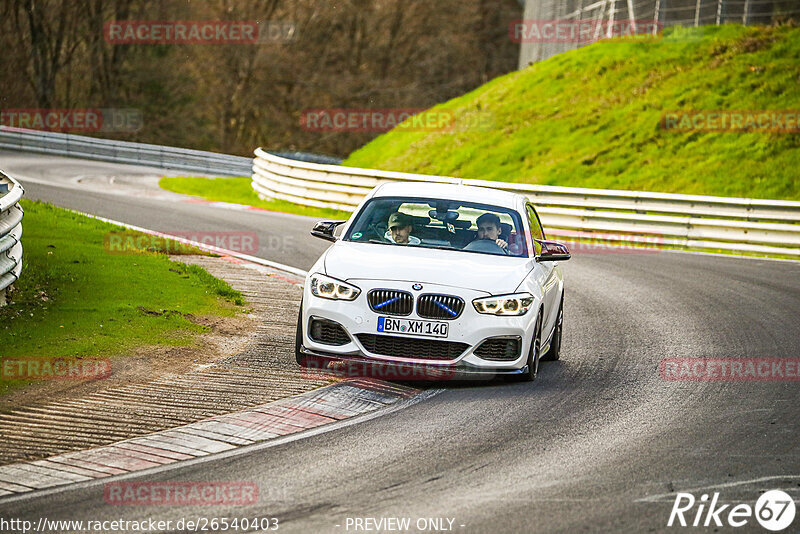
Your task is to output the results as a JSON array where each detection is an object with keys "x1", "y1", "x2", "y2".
[{"x1": 377, "y1": 317, "x2": 449, "y2": 338}]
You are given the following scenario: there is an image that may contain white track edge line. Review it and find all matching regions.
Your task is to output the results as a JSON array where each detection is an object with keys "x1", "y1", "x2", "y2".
[
  {"x1": 70, "y1": 209, "x2": 309, "y2": 278},
  {"x1": 635, "y1": 475, "x2": 800, "y2": 503}
]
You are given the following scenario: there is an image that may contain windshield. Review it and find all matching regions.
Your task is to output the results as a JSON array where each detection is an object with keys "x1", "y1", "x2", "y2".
[{"x1": 344, "y1": 197, "x2": 528, "y2": 257}]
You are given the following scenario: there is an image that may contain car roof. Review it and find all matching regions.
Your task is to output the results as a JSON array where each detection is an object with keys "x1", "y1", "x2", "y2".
[{"x1": 372, "y1": 181, "x2": 526, "y2": 210}]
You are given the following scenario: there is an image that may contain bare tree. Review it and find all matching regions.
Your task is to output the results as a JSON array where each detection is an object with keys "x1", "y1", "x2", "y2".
[
  {"x1": 80, "y1": 0, "x2": 145, "y2": 106},
  {"x1": 6, "y1": 0, "x2": 84, "y2": 108},
  {"x1": 0, "y1": 0, "x2": 522, "y2": 155}
]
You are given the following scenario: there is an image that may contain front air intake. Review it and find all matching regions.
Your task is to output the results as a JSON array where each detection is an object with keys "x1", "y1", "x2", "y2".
[
  {"x1": 474, "y1": 337, "x2": 522, "y2": 361},
  {"x1": 356, "y1": 334, "x2": 468, "y2": 361},
  {"x1": 367, "y1": 289, "x2": 414, "y2": 316},
  {"x1": 416, "y1": 294, "x2": 465, "y2": 320},
  {"x1": 309, "y1": 318, "x2": 351, "y2": 346}
]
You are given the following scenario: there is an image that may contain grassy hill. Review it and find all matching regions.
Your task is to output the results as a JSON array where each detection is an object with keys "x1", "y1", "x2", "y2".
[{"x1": 345, "y1": 25, "x2": 800, "y2": 200}]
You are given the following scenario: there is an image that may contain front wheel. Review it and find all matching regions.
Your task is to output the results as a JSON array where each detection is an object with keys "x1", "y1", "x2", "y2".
[
  {"x1": 541, "y1": 296, "x2": 563, "y2": 362},
  {"x1": 514, "y1": 311, "x2": 542, "y2": 382},
  {"x1": 295, "y1": 301, "x2": 308, "y2": 367}
]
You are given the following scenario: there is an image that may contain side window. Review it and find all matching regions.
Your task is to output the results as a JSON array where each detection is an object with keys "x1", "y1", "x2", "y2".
[{"x1": 526, "y1": 204, "x2": 545, "y2": 256}]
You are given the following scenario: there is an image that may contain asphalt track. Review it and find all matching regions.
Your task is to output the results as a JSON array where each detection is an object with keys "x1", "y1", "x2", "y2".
[{"x1": 1, "y1": 151, "x2": 799, "y2": 533}]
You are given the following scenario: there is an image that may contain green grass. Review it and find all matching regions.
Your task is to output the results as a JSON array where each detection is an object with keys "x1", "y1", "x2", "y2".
[
  {"x1": 345, "y1": 24, "x2": 800, "y2": 201},
  {"x1": 0, "y1": 200, "x2": 245, "y2": 395},
  {"x1": 159, "y1": 176, "x2": 353, "y2": 220}
]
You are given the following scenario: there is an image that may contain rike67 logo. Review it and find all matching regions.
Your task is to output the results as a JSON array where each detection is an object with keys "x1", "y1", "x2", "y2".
[{"x1": 668, "y1": 490, "x2": 796, "y2": 531}]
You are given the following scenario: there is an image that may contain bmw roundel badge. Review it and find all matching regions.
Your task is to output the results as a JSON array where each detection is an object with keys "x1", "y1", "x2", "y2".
[{"x1": 412, "y1": 283, "x2": 423, "y2": 291}]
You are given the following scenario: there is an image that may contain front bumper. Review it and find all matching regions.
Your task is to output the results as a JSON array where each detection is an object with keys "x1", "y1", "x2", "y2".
[
  {"x1": 301, "y1": 280, "x2": 538, "y2": 374},
  {"x1": 299, "y1": 345, "x2": 530, "y2": 381}
]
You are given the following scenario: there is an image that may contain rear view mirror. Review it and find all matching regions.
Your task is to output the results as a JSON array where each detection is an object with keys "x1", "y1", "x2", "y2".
[
  {"x1": 311, "y1": 220, "x2": 346, "y2": 242},
  {"x1": 428, "y1": 209, "x2": 459, "y2": 222},
  {"x1": 536, "y1": 240, "x2": 571, "y2": 262}
]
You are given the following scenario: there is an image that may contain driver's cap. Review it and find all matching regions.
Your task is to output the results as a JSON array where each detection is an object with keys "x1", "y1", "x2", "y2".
[{"x1": 388, "y1": 212, "x2": 413, "y2": 229}]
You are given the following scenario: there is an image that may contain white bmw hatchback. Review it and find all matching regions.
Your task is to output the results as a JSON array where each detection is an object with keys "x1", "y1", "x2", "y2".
[{"x1": 296, "y1": 182, "x2": 570, "y2": 381}]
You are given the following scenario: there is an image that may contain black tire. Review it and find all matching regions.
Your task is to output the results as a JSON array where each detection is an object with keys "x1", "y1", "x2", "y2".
[
  {"x1": 295, "y1": 301, "x2": 308, "y2": 367},
  {"x1": 541, "y1": 295, "x2": 563, "y2": 362},
  {"x1": 513, "y1": 311, "x2": 542, "y2": 382}
]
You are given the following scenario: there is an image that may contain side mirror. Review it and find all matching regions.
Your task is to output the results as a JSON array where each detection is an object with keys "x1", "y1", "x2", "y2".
[
  {"x1": 536, "y1": 240, "x2": 571, "y2": 262},
  {"x1": 311, "y1": 220, "x2": 346, "y2": 242}
]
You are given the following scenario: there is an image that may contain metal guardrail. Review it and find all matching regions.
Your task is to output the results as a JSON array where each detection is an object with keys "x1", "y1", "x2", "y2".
[
  {"x1": 0, "y1": 127, "x2": 252, "y2": 177},
  {"x1": 0, "y1": 171, "x2": 24, "y2": 306},
  {"x1": 252, "y1": 148, "x2": 800, "y2": 257},
  {"x1": 270, "y1": 152, "x2": 343, "y2": 165}
]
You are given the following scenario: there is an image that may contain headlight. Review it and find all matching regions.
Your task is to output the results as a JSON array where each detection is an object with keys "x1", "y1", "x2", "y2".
[
  {"x1": 309, "y1": 273, "x2": 361, "y2": 301},
  {"x1": 473, "y1": 293, "x2": 534, "y2": 316}
]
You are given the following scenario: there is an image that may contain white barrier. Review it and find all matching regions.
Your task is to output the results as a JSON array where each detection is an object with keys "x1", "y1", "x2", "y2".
[
  {"x1": 252, "y1": 148, "x2": 800, "y2": 257},
  {"x1": 0, "y1": 171, "x2": 24, "y2": 306}
]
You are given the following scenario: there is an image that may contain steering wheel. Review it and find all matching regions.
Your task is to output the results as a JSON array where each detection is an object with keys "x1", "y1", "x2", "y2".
[
  {"x1": 462, "y1": 239, "x2": 508, "y2": 255},
  {"x1": 355, "y1": 222, "x2": 389, "y2": 243}
]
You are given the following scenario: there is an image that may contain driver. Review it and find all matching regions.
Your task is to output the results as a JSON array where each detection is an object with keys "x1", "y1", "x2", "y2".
[
  {"x1": 385, "y1": 212, "x2": 421, "y2": 245},
  {"x1": 473, "y1": 213, "x2": 508, "y2": 251}
]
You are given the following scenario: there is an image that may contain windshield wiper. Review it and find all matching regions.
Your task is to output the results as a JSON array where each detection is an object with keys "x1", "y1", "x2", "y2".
[
  {"x1": 433, "y1": 246, "x2": 462, "y2": 251},
  {"x1": 416, "y1": 244, "x2": 462, "y2": 252}
]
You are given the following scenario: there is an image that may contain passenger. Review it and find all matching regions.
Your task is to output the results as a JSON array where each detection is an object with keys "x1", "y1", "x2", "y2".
[
  {"x1": 385, "y1": 212, "x2": 421, "y2": 245},
  {"x1": 473, "y1": 213, "x2": 508, "y2": 251}
]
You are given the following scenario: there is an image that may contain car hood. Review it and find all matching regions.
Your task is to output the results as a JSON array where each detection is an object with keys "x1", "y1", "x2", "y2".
[{"x1": 323, "y1": 242, "x2": 533, "y2": 294}]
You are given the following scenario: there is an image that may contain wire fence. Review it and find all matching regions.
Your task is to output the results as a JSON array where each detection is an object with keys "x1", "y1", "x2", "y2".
[{"x1": 518, "y1": 0, "x2": 800, "y2": 66}]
